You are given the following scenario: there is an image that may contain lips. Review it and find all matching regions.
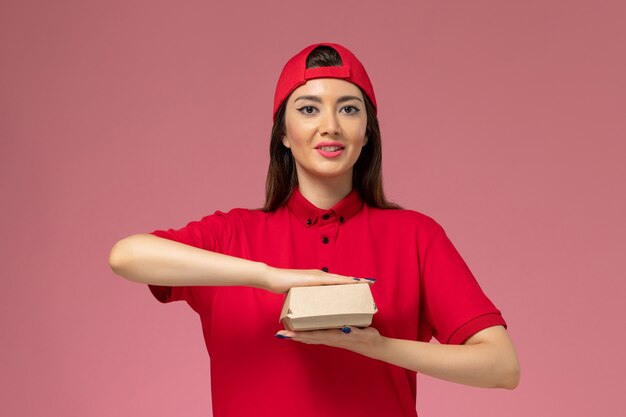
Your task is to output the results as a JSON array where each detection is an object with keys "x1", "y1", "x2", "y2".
[
  {"x1": 315, "y1": 142, "x2": 345, "y2": 151},
  {"x1": 318, "y1": 145, "x2": 343, "y2": 152},
  {"x1": 315, "y1": 142, "x2": 345, "y2": 158}
]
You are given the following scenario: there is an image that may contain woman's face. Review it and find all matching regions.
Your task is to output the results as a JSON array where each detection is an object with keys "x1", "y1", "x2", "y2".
[{"x1": 282, "y1": 78, "x2": 368, "y2": 186}]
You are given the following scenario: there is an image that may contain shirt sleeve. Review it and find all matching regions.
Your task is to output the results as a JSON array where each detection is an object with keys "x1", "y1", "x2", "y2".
[
  {"x1": 419, "y1": 223, "x2": 507, "y2": 345},
  {"x1": 146, "y1": 211, "x2": 232, "y2": 306}
]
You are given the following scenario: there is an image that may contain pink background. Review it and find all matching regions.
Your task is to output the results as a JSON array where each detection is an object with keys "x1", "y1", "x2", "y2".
[{"x1": 1, "y1": 1, "x2": 624, "y2": 416}]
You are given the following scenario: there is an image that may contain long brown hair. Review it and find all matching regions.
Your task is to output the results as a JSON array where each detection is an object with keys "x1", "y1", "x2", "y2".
[{"x1": 263, "y1": 46, "x2": 400, "y2": 211}]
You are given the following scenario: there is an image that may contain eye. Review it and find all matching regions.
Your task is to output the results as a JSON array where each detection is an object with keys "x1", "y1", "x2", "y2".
[
  {"x1": 341, "y1": 105, "x2": 360, "y2": 115},
  {"x1": 296, "y1": 106, "x2": 317, "y2": 115}
]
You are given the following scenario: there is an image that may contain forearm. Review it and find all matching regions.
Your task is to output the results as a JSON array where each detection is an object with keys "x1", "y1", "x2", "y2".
[
  {"x1": 108, "y1": 233, "x2": 268, "y2": 288},
  {"x1": 358, "y1": 329, "x2": 520, "y2": 389}
]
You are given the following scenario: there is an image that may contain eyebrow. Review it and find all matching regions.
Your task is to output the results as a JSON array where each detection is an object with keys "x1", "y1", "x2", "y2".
[{"x1": 293, "y1": 95, "x2": 363, "y2": 104}]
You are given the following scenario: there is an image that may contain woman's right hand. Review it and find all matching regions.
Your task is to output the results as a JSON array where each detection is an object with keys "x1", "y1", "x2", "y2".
[
  {"x1": 109, "y1": 233, "x2": 373, "y2": 293},
  {"x1": 258, "y1": 265, "x2": 373, "y2": 294}
]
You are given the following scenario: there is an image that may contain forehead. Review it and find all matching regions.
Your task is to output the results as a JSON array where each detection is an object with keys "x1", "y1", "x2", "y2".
[{"x1": 288, "y1": 78, "x2": 363, "y2": 102}]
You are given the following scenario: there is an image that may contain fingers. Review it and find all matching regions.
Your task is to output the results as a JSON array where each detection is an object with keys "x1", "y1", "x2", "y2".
[
  {"x1": 353, "y1": 277, "x2": 377, "y2": 285},
  {"x1": 275, "y1": 327, "x2": 352, "y2": 345},
  {"x1": 275, "y1": 326, "x2": 360, "y2": 342},
  {"x1": 268, "y1": 268, "x2": 376, "y2": 293},
  {"x1": 316, "y1": 273, "x2": 376, "y2": 286}
]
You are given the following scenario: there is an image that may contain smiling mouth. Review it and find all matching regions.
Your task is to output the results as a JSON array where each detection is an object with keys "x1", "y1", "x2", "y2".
[{"x1": 317, "y1": 146, "x2": 344, "y2": 152}]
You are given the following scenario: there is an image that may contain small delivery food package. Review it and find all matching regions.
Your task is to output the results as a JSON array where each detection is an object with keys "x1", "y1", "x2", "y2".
[{"x1": 279, "y1": 283, "x2": 378, "y2": 331}]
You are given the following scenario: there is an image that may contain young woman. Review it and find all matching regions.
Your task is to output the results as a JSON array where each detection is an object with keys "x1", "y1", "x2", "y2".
[{"x1": 109, "y1": 42, "x2": 520, "y2": 417}]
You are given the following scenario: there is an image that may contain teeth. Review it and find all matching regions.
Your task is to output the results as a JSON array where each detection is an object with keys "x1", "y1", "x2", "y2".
[{"x1": 319, "y1": 146, "x2": 342, "y2": 151}]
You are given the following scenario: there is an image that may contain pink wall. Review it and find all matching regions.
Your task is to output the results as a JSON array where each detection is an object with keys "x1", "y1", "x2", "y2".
[{"x1": 1, "y1": 1, "x2": 624, "y2": 416}]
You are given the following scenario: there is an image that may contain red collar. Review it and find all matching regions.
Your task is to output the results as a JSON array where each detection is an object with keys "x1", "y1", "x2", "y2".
[{"x1": 286, "y1": 187, "x2": 364, "y2": 227}]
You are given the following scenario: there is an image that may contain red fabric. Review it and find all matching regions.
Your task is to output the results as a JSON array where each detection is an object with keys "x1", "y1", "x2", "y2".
[
  {"x1": 148, "y1": 188, "x2": 506, "y2": 417},
  {"x1": 272, "y1": 42, "x2": 377, "y2": 120}
]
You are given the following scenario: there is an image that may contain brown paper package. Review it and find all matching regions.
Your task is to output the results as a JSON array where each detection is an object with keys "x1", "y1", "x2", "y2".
[{"x1": 279, "y1": 283, "x2": 378, "y2": 331}]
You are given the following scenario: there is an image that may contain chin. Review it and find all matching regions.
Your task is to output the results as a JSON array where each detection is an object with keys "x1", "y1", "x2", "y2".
[{"x1": 298, "y1": 166, "x2": 345, "y2": 179}]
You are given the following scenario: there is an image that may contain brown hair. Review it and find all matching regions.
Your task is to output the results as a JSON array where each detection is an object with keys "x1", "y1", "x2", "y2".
[{"x1": 263, "y1": 46, "x2": 400, "y2": 211}]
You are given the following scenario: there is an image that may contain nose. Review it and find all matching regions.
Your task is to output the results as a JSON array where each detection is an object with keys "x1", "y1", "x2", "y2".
[{"x1": 319, "y1": 109, "x2": 341, "y2": 136}]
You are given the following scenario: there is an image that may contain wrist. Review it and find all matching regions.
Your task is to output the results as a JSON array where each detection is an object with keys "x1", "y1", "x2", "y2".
[
  {"x1": 354, "y1": 331, "x2": 388, "y2": 359},
  {"x1": 254, "y1": 262, "x2": 273, "y2": 291}
]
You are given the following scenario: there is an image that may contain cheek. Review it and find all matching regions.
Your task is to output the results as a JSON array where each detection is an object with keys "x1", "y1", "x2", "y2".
[
  {"x1": 284, "y1": 122, "x2": 311, "y2": 148},
  {"x1": 282, "y1": 120, "x2": 299, "y2": 148},
  {"x1": 349, "y1": 123, "x2": 368, "y2": 146},
  {"x1": 346, "y1": 115, "x2": 367, "y2": 141},
  {"x1": 281, "y1": 134, "x2": 290, "y2": 149}
]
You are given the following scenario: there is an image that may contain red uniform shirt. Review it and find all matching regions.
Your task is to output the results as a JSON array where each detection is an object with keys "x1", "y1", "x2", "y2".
[{"x1": 148, "y1": 188, "x2": 506, "y2": 417}]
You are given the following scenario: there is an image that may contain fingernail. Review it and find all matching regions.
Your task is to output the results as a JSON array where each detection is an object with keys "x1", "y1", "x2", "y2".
[
  {"x1": 353, "y1": 278, "x2": 362, "y2": 281},
  {"x1": 364, "y1": 278, "x2": 376, "y2": 282},
  {"x1": 275, "y1": 333, "x2": 292, "y2": 339},
  {"x1": 341, "y1": 326, "x2": 352, "y2": 334}
]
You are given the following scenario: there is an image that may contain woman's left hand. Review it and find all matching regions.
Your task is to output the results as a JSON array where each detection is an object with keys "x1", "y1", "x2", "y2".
[{"x1": 275, "y1": 326, "x2": 382, "y2": 354}]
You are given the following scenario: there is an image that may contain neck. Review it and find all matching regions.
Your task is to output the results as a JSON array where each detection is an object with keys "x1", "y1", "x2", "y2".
[{"x1": 296, "y1": 171, "x2": 353, "y2": 209}]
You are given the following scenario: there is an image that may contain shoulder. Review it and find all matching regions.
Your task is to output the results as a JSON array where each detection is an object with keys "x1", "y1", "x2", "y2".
[
  {"x1": 364, "y1": 206, "x2": 444, "y2": 234},
  {"x1": 198, "y1": 207, "x2": 270, "y2": 226}
]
